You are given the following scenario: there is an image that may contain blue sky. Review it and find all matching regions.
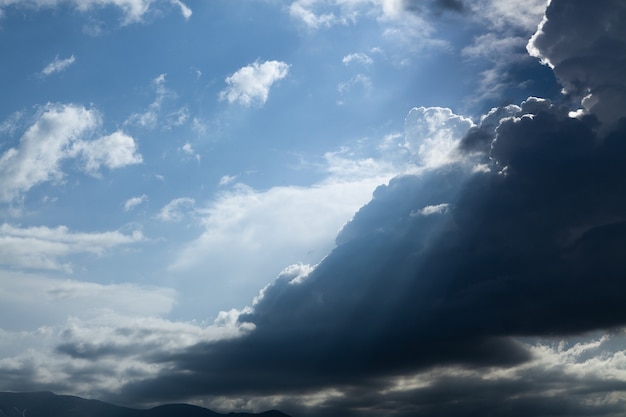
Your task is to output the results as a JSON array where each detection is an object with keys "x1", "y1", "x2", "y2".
[{"x1": 2, "y1": 1, "x2": 626, "y2": 416}]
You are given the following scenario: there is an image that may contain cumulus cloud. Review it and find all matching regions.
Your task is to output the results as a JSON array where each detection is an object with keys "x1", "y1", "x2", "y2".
[
  {"x1": 74, "y1": 131, "x2": 143, "y2": 175},
  {"x1": 0, "y1": 103, "x2": 141, "y2": 203},
  {"x1": 0, "y1": 223, "x2": 144, "y2": 272},
  {"x1": 40, "y1": 54, "x2": 75, "y2": 77},
  {"x1": 219, "y1": 61, "x2": 290, "y2": 107},
  {"x1": 403, "y1": 106, "x2": 473, "y2": 168},
  {"x1": 527, "y1": 0, "x2": 626, "y2": 126}
]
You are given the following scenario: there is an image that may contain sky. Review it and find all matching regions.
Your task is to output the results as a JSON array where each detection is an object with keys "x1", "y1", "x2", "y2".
[{"x1": 1, "y1": 0, "x2": 626, "y2": 416}]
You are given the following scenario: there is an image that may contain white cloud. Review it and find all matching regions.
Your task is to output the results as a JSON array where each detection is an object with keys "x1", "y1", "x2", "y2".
[
  {"x1": 0, "y1": 0, "x2": 193, "y2": 24},
  {"x1": 180, "y1": 142, "x2": 199, "y2": 160},
  {"x1": 411, "y1": 203, "x2": 450, "y2": 216},
  {"x1": 219, "y1": 175, "x2": 237, "y2": 186},
  {"x1": 287, "y1": 0, "x2": 407, "y2": 29},
  {"x1": 170, "y1": 0, "x2": 191, "y2": 20},
  {"x1": 342, "y1": 52, "x2": 373, "y2": 65},
  {"x1": 287, "y1": 0, "x2": 443, "y2": 54},
  {"x1": 74, "y1": 131, "x2": 143, "y2": 175},
  {"x1": 0, "y1": 270, "x2": 251, "y2": 397},
  {"x1": 0, "y1": 223, "x2": 143, "y2": 272},
  {"x1": 123, "y1": 194, "x2": 147, "y2": 211},
  {"x1": 472, "y1": 0, "x2": 548, "y2": 32},
  {"x1": 0, "y1": 111, "x2": 24, "y2": 136},
  {"x1": 337, "y1": 74, "x2": 372, "y2": 103},
  {"x1": 40, "y1": 54, "x2": 76, "y2": 76},
  {"x1": 168, "y1": 150, "x2": 398, "y2": 311},
  {"x1": 0, "y1": 104, "x2": 142, "y2": 202},
  {"x1": 125, "y1": 74, "x2": 171, "y2": 129},
  {"x1": 403, "y1": 106, "x2": 474, "y2": 168},
  {"x1": 156, "y1": 197, "x2": 196, "y2": 222},
  {"x1": 219, "y1": 60, "x2": 290, "y2": 107}
]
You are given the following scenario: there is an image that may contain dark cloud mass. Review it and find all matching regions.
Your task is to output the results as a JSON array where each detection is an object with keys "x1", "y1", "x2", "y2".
[
  {"x1": 528, "y1": 0, "x2": 626, "y2": 126},
  {"x1": 72, "y1": 1, "x2": 626, "y2": 415}
]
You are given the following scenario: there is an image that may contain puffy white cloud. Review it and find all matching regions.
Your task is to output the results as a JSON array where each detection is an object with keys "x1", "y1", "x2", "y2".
[
  {"x1": 0, "y1": 104, "x2": 97, "y2": 202},
  {"x1": 74, "y1": 131, "x2": 143, "y2": 175},
  {"x1": 219, "y1": 60, "x2": 290, "y2": 107},
  {"x1": 403, "y1": 106, "x2": 474, "y2": 168},
  {"x1": 0, "y1": 223, "x2": 144, "y2": 272},
  {"x1": 40, "y1": 54, "x2": 76, "y2": 77},
  {"x1": 0, "y1": 104, "x2": 141, "y2": 202}
]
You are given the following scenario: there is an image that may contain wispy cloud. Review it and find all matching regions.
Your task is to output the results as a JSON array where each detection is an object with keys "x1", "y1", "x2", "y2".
[
  {"x1": 40, "y1": 54, "x2": 75, "y2": 76},
  {"x1": 342, "y1": 52, "x2": 373, "y2": 65},
  {"x1": 0, "y1": 224, "x2": 143, "y2": 272},
  {"x1": 156, "y1": 197, "x2": 196, "y2": 222},
  {"x1": 0, "y1": 0, "x2": 193, "y2": 25},
  {"x1": 124, "y1": 194, "x2": 148, "y2": 211}
]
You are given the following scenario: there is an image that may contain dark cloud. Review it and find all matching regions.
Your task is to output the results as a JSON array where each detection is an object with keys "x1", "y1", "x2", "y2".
[
  {"x1": 403, "y1": 0, "x2": 467, "y2": 16},
  {"x1": 113, "y1": 97, "x2": 626, "y2": 414},
  {"x1": 77, "y1": 0, "x2": 626, "y2": 415},
  {"x1": 528, "y1": 0, "x2": 626, "y2": 126}
]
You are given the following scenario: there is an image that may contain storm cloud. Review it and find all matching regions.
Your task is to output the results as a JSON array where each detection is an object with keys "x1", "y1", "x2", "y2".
[{"x1": 47, "y1": 1, "x2": 626, "y2": 415}]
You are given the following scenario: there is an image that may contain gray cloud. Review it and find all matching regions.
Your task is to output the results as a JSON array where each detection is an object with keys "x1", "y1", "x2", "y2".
[
  {"x1": 28, "y1": 1, "x2": 626, "y2": 415},
  {"x1": 528, "y1": 0, "x2": 626, "y2": 126},
  {"x1": 114, "y1": 92, "x2": 626, "y2": 413},
  {"x1": 403, "y1": 0, "x2": 466, "y2": 15}
]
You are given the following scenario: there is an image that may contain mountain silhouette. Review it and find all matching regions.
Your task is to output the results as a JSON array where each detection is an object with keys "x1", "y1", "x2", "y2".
[{"x1": 0, "y1": 392, "x2": 291, "y2": 417}]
